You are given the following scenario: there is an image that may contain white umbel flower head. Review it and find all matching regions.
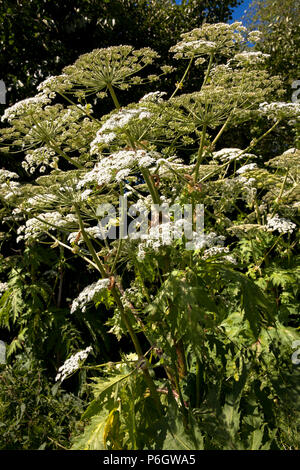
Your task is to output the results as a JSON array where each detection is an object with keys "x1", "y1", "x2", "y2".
[
  {"x1": 55, "y1": 346, "x2": 93, "y2": 382},
  {"x1": 233, "y1": 51, "x2": 270, "y2": 65},
  {"x1": 259, "y1": 102, "x2": 300, "y2": 120},
  {"x1": 90, "y1": 107, "x2": 152, "y2": 153},
  {"x1": 1, "y1": 93, "x2": 51, "y2": 122},
  {"x1": 266, "y1": 214, "x2": 296, "y2": 234},
  {"x1": 70, "y1": 278, "x2": 110, "y2": 313},
  {"x1": 78, "y1": 149, "x2": 158, "y2": 188},
  {"x1": 236, "y1": 163, "x2": 258, "y2": 174},
  {"x1": 213, "y1": 148, "x2": 256, "y2": 162}
]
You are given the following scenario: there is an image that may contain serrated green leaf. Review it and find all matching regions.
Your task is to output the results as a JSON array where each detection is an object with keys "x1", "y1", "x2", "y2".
[{"x1": 82, "y1": 371, "x2": 134, "y2": 420}]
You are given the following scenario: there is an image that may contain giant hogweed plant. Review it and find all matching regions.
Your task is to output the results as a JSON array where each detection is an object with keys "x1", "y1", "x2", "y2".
[{"x1": 0, "y1": 22, "x2": 299, "y2": 449}]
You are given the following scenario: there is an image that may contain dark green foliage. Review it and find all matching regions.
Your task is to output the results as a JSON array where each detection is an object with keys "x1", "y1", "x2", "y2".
[
  {"x1": 245, "y1": 0, "x2": 300, "y2": 95},
  {"x1": 0, "y1": 0, "x2": 240, "y2": 104},
  {"x1": 0, "y1": 349, "x2": 85, "y2": 449}
]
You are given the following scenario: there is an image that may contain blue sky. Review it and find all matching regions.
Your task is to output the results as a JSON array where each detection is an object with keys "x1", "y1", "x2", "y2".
[
  {"x1": 174, "y1": 0, "x2": 252, "y2": 22},
  {"x1": 231, "y1": 0, "x2": 252, "y2": 21}
]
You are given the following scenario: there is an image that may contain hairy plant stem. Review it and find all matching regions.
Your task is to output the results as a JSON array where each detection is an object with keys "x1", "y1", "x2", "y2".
[{"x1": 75, "y1": 205, "x2": 162, "y2": 413}]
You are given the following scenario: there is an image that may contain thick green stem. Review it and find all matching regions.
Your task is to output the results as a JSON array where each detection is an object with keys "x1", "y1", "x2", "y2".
[
  {"x1": 170, "y1": 55, "x2": 194, "y2": 99},
  {"x1": 202, "y1": 53, "x2": 214, "y2": 88},
  {"x1": 107, "y1": 83, "x2": 121, "y2": 109},
  {"x1": 75, "y1": 205, "x2": 162, "y2": 413},
  {"x1": 75, "y1": 205, "x2": 107, "y2": 276},
  {"x1": 196, "y1": 358, "x2": 201, "y2": 408},
  {"x1": 141, "y1": 168, "x2": 161, "y2": 204},
  {"x1": 271, "y1": 170, "x2": 289, "y2": 218},
  {"x1": 111, "y1": 285, "x2": 162, "y2": 414},
  {"x1": 194, "y1": 123, "x2": 207, "y2": 182},
  {"x1": 49, "y1": 140, "x2": 82, "y2": 169}
]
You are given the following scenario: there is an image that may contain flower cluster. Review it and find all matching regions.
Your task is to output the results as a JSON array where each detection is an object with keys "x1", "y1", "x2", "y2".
[
  {"x1": 90, "y1": 107, "x2": 152, "y2": 150},
  {"x1": 0, "y1": 282, "x2": 8, "y2": 297},
  {"x1": 202, "y1": 246, "x2": 236, "y2": 264},
  {"x1": 248, "y1": 30, "x2": 263, "y2": 42},
  {"x1": 37, "y1": 74, "x2": 71, "y2": 98},
  {"x1": 232, "y1": 51, "x2": 270, "y2": 66},
  {"x1": 139, "y1": 91, "x2": 167, "y2": 103},
  {"x1": 1, "y1": 93, "x2": 51, "y2": 123},
  {"x1": 70, "y1": 279, "x2": 110, "y2": 313},
  {"x1": 266, "y1": 214, "x2": 296, "y2": 234},
  {"x1": 0, "y1": 169, "x2": 19, "y2": 182},
  {"x1": 136, "y1": 219, "x2": 226, "y2": 258},
  {"x1": 55, "y1": 346, "x2": 93, "y2": 382},
  {"x1": 190, "y1": 231, "x2": 226, "y2": 251},
  {"x1": 61, "y1": 45, "x2": 159, "y2": 97},
  {"x1": 170, "y1": 22, "x2": 247, "y2": 61},
  {"x1": 259, "y1": 102, "x2": 300, "y2": 120},
  {"x1": 22, "y1": 147, "x2": 57, "y2": 173},
  {"x1": 16, "y1": 212, "x2": 77, "y2": 242},
  {"x1": 67, "y1": 225, "x2": 101, "y2": 245},
  {"x1": 213, "y1": 148, "x2": 256, "y2": 162},
  {"x1": 78, "y1": 149, "x2": 158, "y2": 188},
  {"x1": 0, "y1": 180, "x2": 21, "y2": 201},
  {"x1": 136, "y1": 219, "x2": 187, "y2": 259},
  {"x1": 236, "y1": 163, "x2": 258, "y2": 174}
]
